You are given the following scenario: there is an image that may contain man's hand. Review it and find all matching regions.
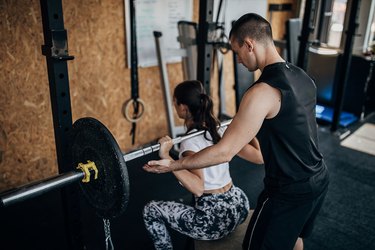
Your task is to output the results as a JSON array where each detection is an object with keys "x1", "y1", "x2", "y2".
[{"x1": 143, "y1": 158, "x2": 175, "y2": 174}]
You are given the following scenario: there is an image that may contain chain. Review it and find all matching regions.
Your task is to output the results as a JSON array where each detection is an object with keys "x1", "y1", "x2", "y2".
[{"x1": 103, "y1": 218, "x2": 114, "y2": 250}]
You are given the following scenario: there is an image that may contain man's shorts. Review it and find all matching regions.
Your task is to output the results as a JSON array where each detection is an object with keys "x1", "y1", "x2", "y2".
[{"x1": 242, "y1": 171, "x2": 329, "y2": 250}]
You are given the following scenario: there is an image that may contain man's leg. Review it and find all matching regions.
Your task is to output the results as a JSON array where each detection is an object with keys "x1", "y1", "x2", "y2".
[{"x1": 242, "y1": 193, "x2": 313, "y2": 250}]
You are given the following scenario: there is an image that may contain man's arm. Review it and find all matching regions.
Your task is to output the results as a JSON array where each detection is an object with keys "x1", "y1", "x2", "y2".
[{"x1": 143, "y1": 83, "x2": 281, "y2": 173}]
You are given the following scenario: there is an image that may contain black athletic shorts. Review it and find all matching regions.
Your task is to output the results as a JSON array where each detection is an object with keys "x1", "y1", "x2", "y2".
[{"x1": 242, "y1": 170, "x2": 329, "y2": 250}]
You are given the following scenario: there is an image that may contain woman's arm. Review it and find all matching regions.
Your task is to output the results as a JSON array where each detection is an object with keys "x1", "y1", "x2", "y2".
[
  {"x1": 158, "y1": 136, "x2": 204, "y2": 197},
  {"x1": 172, "y1": 151, "x2": 204, "y2": 197},
  {"x1": 236, "y1": 137, "x2": 264, "y2": 164}
]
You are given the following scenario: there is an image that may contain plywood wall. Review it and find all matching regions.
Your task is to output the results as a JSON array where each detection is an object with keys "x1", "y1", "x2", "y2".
[
  {"x1": 268, "y1": 0, "x2": 299, "y2": 39},
  {"x1": 0, "y1": 0, "x2": 297, "y2": 191},
  {"x1": 1, "y1": 1, "x2": 55, "y2": 190}
]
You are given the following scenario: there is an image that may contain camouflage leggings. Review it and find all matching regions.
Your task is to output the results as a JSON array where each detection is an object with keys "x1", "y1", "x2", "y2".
[{"x1": 143, "y1": 185, "x2": 250, "y2": 250}]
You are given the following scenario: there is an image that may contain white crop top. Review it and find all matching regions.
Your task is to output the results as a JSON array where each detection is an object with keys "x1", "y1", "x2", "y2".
[{"x1": 178, "y1": 127, "x2": 232, "y2": 190}]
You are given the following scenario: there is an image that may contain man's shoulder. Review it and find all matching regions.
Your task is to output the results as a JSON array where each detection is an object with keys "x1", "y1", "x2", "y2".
[{"x1": 246, "y1": 82, "x2": 279, "y2": 97}]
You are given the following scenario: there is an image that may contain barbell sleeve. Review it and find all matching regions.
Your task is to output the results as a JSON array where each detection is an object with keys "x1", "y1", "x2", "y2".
[
  {"x1": 123, "y1": 119, "x2": 232, "y2": 162},
  {"x1": 1, "y1": 170, "x2": 84, "y2": 208}
]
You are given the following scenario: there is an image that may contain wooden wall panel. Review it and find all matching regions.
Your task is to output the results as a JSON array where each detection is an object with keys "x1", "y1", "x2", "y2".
[
  {"x1": 268, "y1": 0, "x2": 299, "y2": 40},
  {"x1": 0, "y1": 0, "x2": 193, "y2": 191},
  {"x1": 0, "y1": 1, "x2": 55, "y2": 190},
  {"x1": 0, "y1": 0, "x2": 296, "y2": 191}
]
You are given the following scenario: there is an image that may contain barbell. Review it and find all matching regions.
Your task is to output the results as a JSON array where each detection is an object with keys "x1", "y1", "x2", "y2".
[{"x1": 0, "y1": 117, "x2": 232, "y2": 219}]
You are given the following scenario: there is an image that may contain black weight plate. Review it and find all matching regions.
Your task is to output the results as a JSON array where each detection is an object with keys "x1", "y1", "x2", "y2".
[{"x1": 71, "y1": 117, "x2": 129, "y2": 219}]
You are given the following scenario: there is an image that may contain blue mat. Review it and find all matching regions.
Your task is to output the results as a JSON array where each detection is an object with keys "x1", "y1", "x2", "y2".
[{"x1": 316, "y1": 104, "x2": 358, "y2": 127}]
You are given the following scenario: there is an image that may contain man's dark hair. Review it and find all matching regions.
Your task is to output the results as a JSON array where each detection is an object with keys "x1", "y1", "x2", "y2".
[{"x1": 229, "y1": 13, "x2": 273, "y2": 46}]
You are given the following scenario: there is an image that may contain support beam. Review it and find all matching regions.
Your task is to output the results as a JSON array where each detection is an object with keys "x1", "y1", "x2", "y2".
[
  {"x1": 39, "y1": 0, "x2": 82, "y2": 249},
  {"x1": 297, "y1": 0, "x2": 317, "y2": 70},
  {"x1": 197, "y1": 0, "x2": 214, "y2": 95},
  {"x1": 331, "y1": 0, "x2": 361, "y2": 132}
]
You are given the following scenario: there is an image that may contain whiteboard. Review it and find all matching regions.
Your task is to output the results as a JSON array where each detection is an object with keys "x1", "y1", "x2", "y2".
[
  {"x1": 124, "y1": 0, "x2": 193, "y2": 68},
  {"x1": 213, "y1": 0, "x2": 267, "y2": 39},
  {"x1": 124, "y1": 0, "x2": 266, "y2": 68}
]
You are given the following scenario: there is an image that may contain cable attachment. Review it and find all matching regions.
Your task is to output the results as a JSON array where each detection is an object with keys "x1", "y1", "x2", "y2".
[{"x1": 76, "y1": 160, "x2": 98, "y2": 183}]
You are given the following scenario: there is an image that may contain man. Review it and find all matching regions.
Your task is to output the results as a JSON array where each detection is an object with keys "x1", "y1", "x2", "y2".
[{"x1": 144, "y1": 13, "x2": 329, "y2": 250}]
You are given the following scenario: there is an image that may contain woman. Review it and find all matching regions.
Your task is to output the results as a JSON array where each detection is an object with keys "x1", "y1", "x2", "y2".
[{"x1": 143, "y1": 80, "x2": 263, "y2": 250}]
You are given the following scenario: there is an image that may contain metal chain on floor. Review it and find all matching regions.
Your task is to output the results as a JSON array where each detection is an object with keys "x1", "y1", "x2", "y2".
[{"x1": 103, "y1": 218, "x2": 114, "y2": 250}]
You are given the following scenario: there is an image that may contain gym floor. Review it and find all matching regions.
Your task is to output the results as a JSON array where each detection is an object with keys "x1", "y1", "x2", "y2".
[{"x1": 0, "y1": 113, "x2": 374, "y2": 250}]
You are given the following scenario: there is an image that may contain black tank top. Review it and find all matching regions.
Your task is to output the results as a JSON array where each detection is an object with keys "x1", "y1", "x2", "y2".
[{"x1": 254, "y1": 62, "x2": 328, "y2": 196}]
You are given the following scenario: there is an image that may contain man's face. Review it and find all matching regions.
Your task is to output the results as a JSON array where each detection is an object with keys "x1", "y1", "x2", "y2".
[{"x1": 230, "y1": 37, "x2": 258, "y2": 72}]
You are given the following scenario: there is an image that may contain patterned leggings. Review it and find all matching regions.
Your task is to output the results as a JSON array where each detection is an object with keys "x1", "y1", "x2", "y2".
[{"x1": 143, "y1": 186, "x2": 250, "y2": 250}]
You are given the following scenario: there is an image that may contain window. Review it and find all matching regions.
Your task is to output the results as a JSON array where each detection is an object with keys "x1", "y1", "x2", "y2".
[
  {"x1": 326, "y1": 0, "x2": 347, "y2": 48},
  {"x1": 299, "y1": 0, "x2": 348, "y2": 48}
]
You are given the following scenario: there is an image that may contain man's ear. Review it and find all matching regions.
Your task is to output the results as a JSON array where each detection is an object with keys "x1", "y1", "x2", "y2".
[{"x1": 244, "y1": 38, "x2": 254, "y2": 52}]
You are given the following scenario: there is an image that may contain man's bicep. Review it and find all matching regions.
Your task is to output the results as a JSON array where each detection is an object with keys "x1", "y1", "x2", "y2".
[{"x1": 219, "y1": 85, "x2": 274, "y2": 155}]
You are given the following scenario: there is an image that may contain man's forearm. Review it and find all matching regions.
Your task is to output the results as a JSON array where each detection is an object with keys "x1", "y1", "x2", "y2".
[{"x1": 174, "y1": 144, "x2": 231, "y2": 171}]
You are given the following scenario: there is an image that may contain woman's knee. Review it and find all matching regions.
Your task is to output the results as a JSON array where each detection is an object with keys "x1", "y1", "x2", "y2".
[{"x1": 143, "y1": 201, "x2": 161, "y2": 220}]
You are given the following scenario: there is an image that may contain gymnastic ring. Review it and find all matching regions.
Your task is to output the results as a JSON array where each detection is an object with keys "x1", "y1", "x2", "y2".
[{"x1": 122, "y1": 98, "x2": 145, "y2": 123}]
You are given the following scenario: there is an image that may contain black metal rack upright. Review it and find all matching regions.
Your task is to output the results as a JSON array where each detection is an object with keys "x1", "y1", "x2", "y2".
[
  {"x1": 197, "y1": 0, "x2": 214, "y2": 95},
  {"x1": 331, "y1": 0, "x2": 361, "y2": 132},
  {"x1": 39, "y1": 0, "x2": 82, "y2": 249},
  {"x1": 297, "y1": 0, "x2": 317, "y2": 70}
]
